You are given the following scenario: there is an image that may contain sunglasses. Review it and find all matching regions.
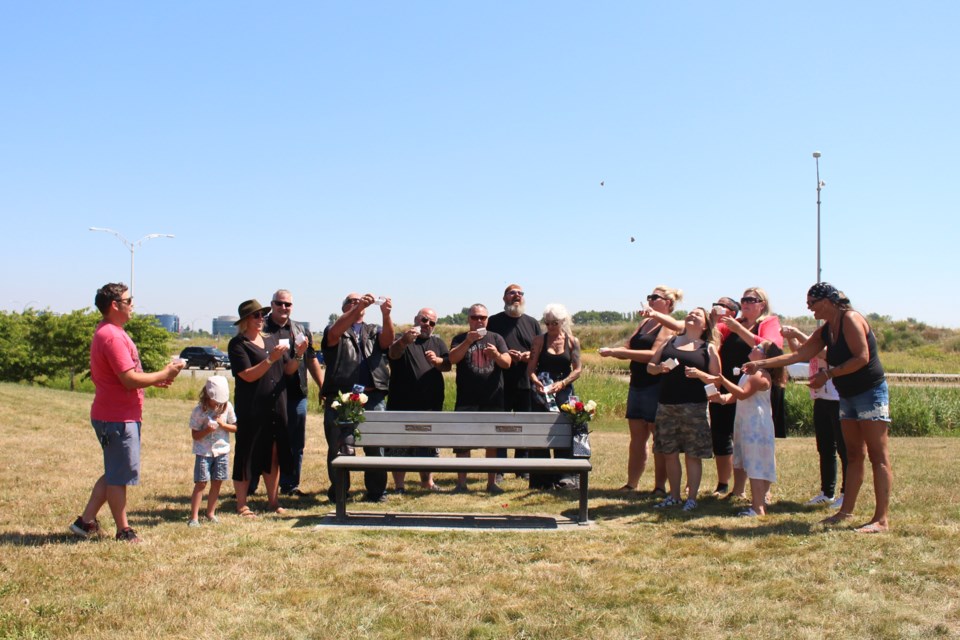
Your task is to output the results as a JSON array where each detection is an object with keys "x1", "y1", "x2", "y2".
[
  {"x1": 250, "y1": 311, "x2": 265, "y2": 319},
  {"x1": 506, "y1": 290, "x2": 524, "y2": 297},
  {"x1": 752, "y1": 344, "x2": 766, "y2": 353},
  {"x1": 712, "y1": 301, "x2": 735, "y2": 310},
  {"x1": 418, "y1": 317, "x2": 437, "y2": 327},
  {"x1": 647, "y1": 294, "x2": 665, "y2": 302},
  {"x1": 741, "y1": 296, "x2": 763, "y2": 304},
  {"x1": 117, "y1": 297, "x2": 133, "y2": 306},
  {"x1": 272, "y1": 300, "x2": 292, "y2": 308},
  {"x1": 469, "y1": 315, "x2": 488, "y2": 321}
]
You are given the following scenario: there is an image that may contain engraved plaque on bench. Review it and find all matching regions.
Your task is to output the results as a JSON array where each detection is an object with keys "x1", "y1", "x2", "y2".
[
  {"x1": 495, "y1": 425, "x2": 522, "y2": 433},
  {"x1": 404, "y1": 424, "x2": 432, "y2": 432}
]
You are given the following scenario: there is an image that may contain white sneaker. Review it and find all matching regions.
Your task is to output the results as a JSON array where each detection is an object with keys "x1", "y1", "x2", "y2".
[
  {"x1": 805, "y1": 492, "x2": 833, "y2": 506},
  {"x1": 831, "y1": 493, "x2": 844, "y2": 509}
]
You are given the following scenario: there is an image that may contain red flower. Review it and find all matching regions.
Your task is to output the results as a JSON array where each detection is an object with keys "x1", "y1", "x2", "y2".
[
  {"x1": 575, "y1": 401, "x2": 585, "y2": 412},
  {"x1": 349, "y1": 393, "x2": 360, "y2": 402}
]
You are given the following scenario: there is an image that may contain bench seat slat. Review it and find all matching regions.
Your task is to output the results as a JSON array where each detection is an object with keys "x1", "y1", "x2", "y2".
[
  {"x1": 358, "y1": 435, "x2": 573, "y2": 448},
  {"x1": 331, "y1": 456, "x2": 591, "y2": 473}
]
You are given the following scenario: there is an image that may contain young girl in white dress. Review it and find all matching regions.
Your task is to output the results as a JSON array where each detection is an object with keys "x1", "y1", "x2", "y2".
[{"x1": 688, "y1": 340, "x2": 785, "y2": 517}]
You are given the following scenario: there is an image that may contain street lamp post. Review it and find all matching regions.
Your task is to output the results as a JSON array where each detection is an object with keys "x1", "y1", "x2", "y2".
[
  {"x1": 812, "y1": 152, "x2": 825, "y2": 284},
  {"x1": 89, "y1": 227, "x2": 175, "y2": 297}
]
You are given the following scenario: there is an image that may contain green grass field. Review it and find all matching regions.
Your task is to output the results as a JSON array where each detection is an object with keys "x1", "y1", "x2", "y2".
[{"x1": 2, "y1": 383, "x2": 959, "y2": 639}]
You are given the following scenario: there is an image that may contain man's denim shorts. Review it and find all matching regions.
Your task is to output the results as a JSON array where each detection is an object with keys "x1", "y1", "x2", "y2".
[
  {"x1": 839, "y1": 380, "x2": 891, "y2": 423},
  {"x1": 91, "y1": 420, "x2": 141, "y2": 486},
  {"x1": 194, "y1": 454, "x2": 229, "y2": 483}
]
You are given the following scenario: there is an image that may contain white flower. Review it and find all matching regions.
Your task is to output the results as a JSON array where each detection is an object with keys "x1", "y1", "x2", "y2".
[
  {"x1": 331, "y1": 400, "x2": 341, "y2": 409},
  {"x1": 358, "y1": 393, "x2": 368, "y2": 405},
  {"x1": 585, "y1": 400, "x2": 597, "y2": 412}
]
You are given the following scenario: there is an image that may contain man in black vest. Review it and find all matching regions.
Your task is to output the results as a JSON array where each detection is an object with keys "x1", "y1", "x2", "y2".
[
  {"x1": 320, "y1": 292, "x2": 394, "y2": 503},
  {"x1": 263, "y1": 289, "x2": 324, "y2": 496}
]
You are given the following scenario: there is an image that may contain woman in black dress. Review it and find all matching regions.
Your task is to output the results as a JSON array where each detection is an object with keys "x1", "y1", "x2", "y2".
[
  {"x1": 229, "y1": 299, "x2": 304, "y2": 516},
  {"x1": 527, "y1": 303, "x2": 582, "y2": 489}
]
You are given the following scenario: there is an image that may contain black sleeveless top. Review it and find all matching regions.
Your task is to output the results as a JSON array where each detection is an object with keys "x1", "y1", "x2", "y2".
[
  {"x1": 629, "y1": 321, "x2": 662, "y2": 388},
  {"x1": 536, "y1": 334, "x2": 573, "y2": 383},
  {"x1": 821, "y1": 312, "x2": 885, "y2": 398},
  {"x1": 658, "y1": 336, "x2": 711, "y2": 405},
  {"x1": 719, "y1": 324, "x2": 756, "y2": 379}
]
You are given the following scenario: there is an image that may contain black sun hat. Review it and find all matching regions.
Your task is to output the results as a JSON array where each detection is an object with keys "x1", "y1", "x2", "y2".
[{"x1": 234, "y1": 299, "x2": 270, "y2": 324}]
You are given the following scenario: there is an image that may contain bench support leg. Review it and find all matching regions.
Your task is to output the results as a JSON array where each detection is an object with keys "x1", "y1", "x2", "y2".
[
  {"x1": 335, "y1": 467, "x2": 348, "y2": 522},
  {"x1": 578, "y1": 471, "x2": 589, "y2": 524}
]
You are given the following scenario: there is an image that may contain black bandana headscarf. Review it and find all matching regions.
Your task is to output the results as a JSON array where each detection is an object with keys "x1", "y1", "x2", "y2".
[{"x1": 807, "y1": 282, "x2": 850, "y2": 305}]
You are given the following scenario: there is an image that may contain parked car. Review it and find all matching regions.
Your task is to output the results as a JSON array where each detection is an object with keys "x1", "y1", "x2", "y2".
[{"x1": 179, "y1": 346, "x2": 231, "y2": 370}]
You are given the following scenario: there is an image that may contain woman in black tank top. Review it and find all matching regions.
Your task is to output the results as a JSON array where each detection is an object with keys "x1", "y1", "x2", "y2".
[
  {"x1": 599, "y1": 286, "x2": 681, "y2": 494},
  {"x1": 644, "y1": 307, "x2": 721, "y2": 511},
  {"x1": 526, "y1": 304, "x2": 583, "y2": 489},
  {"x1": 745, "y1": 283, "x2": 892, "y2": 533}
]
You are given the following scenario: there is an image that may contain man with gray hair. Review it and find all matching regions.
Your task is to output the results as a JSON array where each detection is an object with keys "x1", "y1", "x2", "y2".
[
  {"x1": 320, "y1": 292, "x2": 394, "y2": 503},
  {"x1": 263, "y1": 289, "x2": 324, "y2": 496}
]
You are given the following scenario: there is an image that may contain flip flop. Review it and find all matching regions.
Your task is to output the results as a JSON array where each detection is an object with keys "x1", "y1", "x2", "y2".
[
  {"x1": 237, "y1": 506, "x2": 258, "y2": 518},
  {"x1": 855, "y1": 522, "x2": 888, "y2": 534},
  {"x1": 819, "y1": 512, "x2": 854, "y2": 525}
]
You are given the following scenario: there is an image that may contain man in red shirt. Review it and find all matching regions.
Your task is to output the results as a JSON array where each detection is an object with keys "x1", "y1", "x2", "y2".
[{"x1": 69, "y1": 283, "x2": 184, "y2": 543}]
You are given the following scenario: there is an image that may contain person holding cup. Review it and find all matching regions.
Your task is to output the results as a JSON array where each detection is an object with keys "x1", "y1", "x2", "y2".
[
  {"x1": 229, "y1": 299, "x2": 304, "y2": 517},
  {"x1": 744, "y1": 283, "x2": 891, "y2": 533},
  {"x1": 688, "y1": 340, "x2": 786, "y2": 517},
  {"x1": 599, "y1": 285, "x2": 682, "y2": 495},
  {"x1": 645, "y1": 308, "x2": 720, "y2": 512}
]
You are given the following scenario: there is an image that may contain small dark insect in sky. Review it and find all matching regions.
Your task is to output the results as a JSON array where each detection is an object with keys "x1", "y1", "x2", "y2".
[{"x1": 630, "y1": 237, "x2": 635, "y2": 243}]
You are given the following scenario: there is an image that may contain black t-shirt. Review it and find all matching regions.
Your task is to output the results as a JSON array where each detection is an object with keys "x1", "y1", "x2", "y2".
[
  {"x1": 487, "y1": 312, "x2": 541, "y2": 390},
  {"x1": 658, "y1": 337, "x2": 712, "y2": 405},
  {"x1": 451, "y1": 331, "x2": 509, "y2": 409},
  {"x1": 387, "y1": 335, "x2": 449, "y2": 411}
]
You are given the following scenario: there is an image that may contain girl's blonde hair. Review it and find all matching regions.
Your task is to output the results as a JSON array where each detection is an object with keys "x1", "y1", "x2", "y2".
[{"x1": 653, "y1": 285, "x2": 683, "y2": 312}]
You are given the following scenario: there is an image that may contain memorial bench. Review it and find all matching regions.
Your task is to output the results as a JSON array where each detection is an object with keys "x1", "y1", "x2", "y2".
[{"x1": 330, "y1": 411, "x2": 592, "y2": 524}]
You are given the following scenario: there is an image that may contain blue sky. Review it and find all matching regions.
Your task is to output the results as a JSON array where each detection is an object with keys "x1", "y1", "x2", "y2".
[{"x1": 2, "y1": 2, "x2": 957, "y2": 331}]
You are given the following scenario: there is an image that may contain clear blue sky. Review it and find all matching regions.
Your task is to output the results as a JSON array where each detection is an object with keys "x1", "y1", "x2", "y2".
[{"x1": 2, "y1": 3, "x2": 957, "y2": 330}]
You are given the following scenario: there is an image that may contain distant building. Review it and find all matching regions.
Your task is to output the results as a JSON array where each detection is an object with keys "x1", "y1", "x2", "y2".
[
  {"x1": 212, "y1": 316, "x2": 239, "y2": 336},
  {"x1": 152, "y1": 314, "x2": 180, "y2": 333}
]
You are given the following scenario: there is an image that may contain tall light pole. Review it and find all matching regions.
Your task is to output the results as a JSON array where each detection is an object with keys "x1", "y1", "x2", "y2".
[
  {"x1": 812, "y1": 152, "x2": 825, "y2": 284},
  {"x1": 89, "y1": 227, "x2": 175, "y2": 297}
]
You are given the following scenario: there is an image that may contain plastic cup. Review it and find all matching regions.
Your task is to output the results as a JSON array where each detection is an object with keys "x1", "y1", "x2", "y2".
[
  {"x1": 663, "y1": 358, "x2": 679, "y2": 370},
  {"x1": 295, "y1": 333, "x2": 307, "y2": 346},
  {"x1": 278, "y1": 338, "x2": 290, "y2": 349},
  {"x1": 476, "y1": 327, "x2": 487, "y2": 337},
  {"x1": 704, "y1": 383, "x2": 718, "y2": 395}
]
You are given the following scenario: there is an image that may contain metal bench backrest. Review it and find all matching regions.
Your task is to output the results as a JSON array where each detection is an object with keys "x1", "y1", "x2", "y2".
[{"x1": 357, "y1": 411, "x2": 574, "y2": 450}]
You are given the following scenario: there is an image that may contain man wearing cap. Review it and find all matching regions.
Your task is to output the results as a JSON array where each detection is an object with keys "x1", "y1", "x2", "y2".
[
  {"x1": 69, "y1": 282, "x2": 185, "y2": 543},
  {"x1": 487, "y1": 284, "x2": 542, "y2": 471},
  {"x1": 386, "y1": 307, "x2": 450, "y2": 492},
  {"x1": 320, "y1": 293, "x2": 395, "y2": 503},
  {"x1": 263, "y1": 289, "x2": 324, "y2": 496}
]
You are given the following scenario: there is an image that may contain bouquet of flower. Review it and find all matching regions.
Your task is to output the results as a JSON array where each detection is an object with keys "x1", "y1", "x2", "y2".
[
  {"x1": 560, "y1": 399, "x2": 596, "y2": 458},
  {"x1": 559, "y1": 399, "x2": 597, "y2": 428},
  {"x1": 330, "y1": 389, "x2": 368, "y2": 425}
]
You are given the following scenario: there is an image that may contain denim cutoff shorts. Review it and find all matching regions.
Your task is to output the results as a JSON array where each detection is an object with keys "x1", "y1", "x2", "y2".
[
  {"x1": 839, "y1": 380, "x2": 890, "y2": 422},
  {"x1": 91, "y1": 420, "x2": 141, "y2": 486},
  {"x1": 194, "y1": 454, "x2": 230, "y2": 483},
  {"x1": 626, "y1": 384, "x2": 660, "y2": 422}
]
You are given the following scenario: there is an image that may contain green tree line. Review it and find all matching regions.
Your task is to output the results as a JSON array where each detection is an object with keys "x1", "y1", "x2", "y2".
[{"x1": 0, "y1": 310, "x2": 173, "y2": 389}]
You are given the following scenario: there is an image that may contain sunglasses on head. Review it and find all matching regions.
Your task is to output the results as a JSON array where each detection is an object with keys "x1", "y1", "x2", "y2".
[{"x1": 272, "y1": 300, "x2": 292, "y2": 308}]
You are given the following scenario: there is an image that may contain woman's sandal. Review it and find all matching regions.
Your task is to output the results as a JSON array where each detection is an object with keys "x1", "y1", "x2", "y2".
[
  {"x1": 819, "y1": 511, "x2": 854, "y2": 525},
  {"x1": 237, "y1": 506, "x2": 258, "y2": 518},
  {"x1": 617, "y1": 484, "x2": 636, "y2": 492}
]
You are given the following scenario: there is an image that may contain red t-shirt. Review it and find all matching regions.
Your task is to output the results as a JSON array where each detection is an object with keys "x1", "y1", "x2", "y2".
[{"x1": 90, "y1": 321, "x2": 144, "y2": 422}]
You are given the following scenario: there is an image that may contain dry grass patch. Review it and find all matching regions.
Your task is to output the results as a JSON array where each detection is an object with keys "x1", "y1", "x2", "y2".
[{"x1": 2, "y1": 383, "x2": 960, "y2": 639}]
